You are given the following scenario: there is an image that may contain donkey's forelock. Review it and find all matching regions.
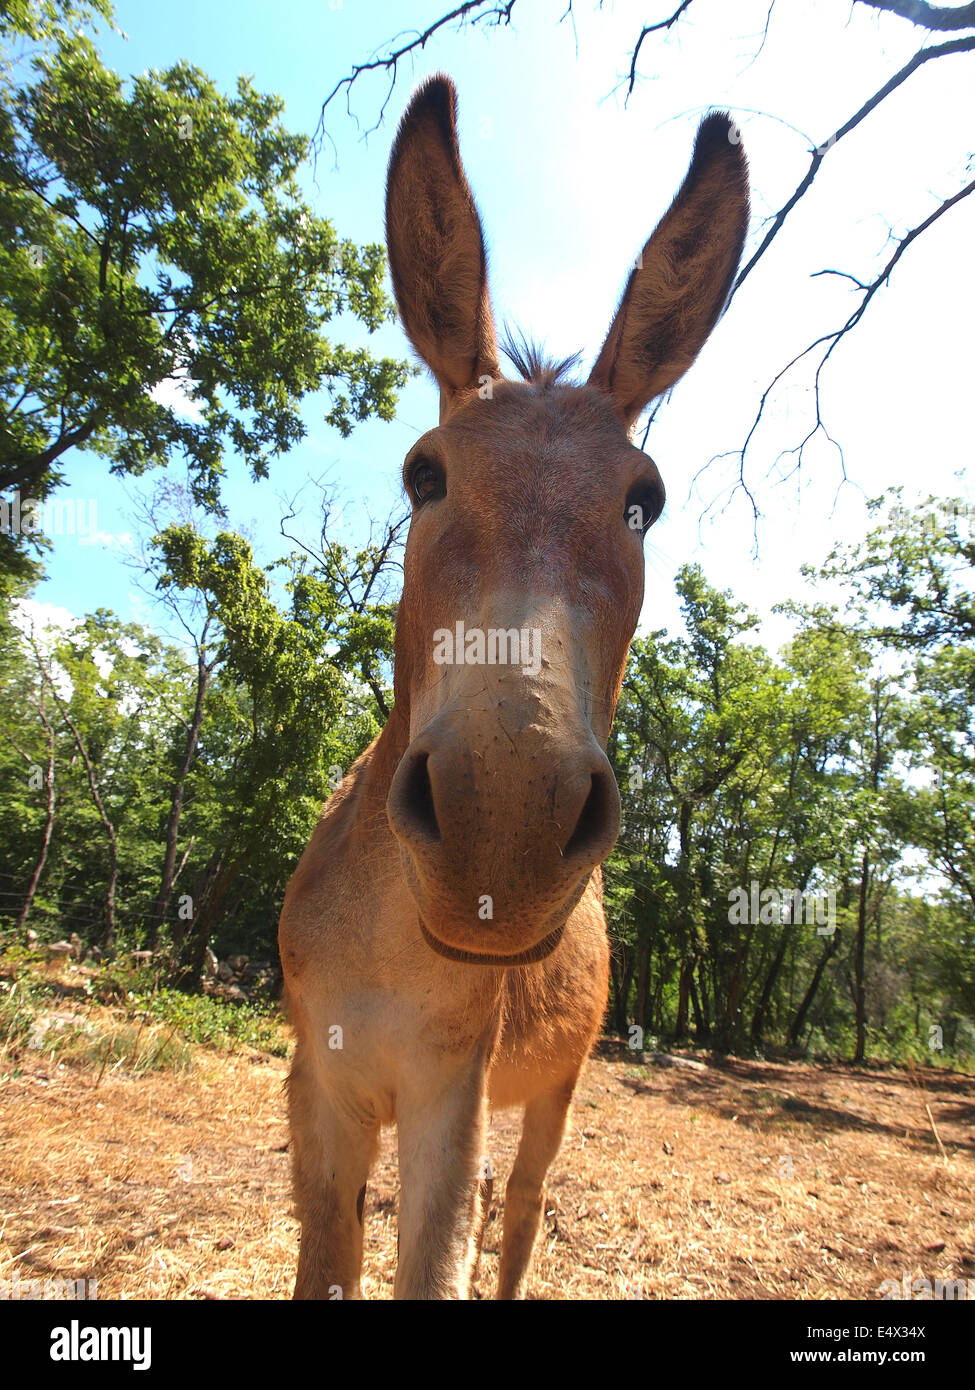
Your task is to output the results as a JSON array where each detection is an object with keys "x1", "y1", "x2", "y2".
[{"x1": 500, "y1": 329, "x2": 582, "y2": 390}]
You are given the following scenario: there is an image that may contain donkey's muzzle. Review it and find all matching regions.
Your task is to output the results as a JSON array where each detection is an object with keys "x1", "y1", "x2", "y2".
[{"x1": 387, "y1": 728, "x2": 620, "y2": 961}]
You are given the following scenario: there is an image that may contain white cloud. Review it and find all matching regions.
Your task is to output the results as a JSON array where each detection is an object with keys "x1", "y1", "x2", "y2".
[
  {"x1": 13, "y1": 598, "x2": 77, "y2": 639},
  {"x1": 150, "y1": 370, "x2": 204, "y2": 422},
  {"x1": 77, "y1": 529, "x2": 134, "y2": 550},
  {"x1": 10, "y1": 600, "x2": 77, "y2": 698}
]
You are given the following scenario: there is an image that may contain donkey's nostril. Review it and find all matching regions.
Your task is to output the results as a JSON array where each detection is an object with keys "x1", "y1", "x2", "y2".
[
  {"x1": 562, "y1": 770, "x2": 618, "y2": 864},
  {"x1": 397, "y1": 751, "x2": 441, "y2": 844}
]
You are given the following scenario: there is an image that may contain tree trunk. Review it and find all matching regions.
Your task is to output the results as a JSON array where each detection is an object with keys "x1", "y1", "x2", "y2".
[
  {"x1": 146, "y1": 649, "x2": 210, "y2": 949},
  {"x1": 750, "y1": 926, "x2": 790, "y2": 1046},
  {"x1": 674, "y1": 800, "x2": 694, "y2": 1041},
  {"x1": 172, "y1": 847, "x2": 223, "y2": 964},
  {"x1": 689, "y1": 968, "x2": 706, "y2": 1040},
  {"x1": 33, "y1": 637, "x2": 118, "y2": 948},
  {"x1": 853, "y1": 851, "x2": 870, "y2": 1063},
  {"x1": 609, "y1": 941, "x2": 634, "y2": 1034},
  {"x1": 16, "y1": 700, "x2": 56, "y2": 931},
  {"x1": 788, "y1": 929, "x2": 841, "y2": 1049},
  {"x1": 633, "y1": 927, "x2": 651, "y2": 1032}
]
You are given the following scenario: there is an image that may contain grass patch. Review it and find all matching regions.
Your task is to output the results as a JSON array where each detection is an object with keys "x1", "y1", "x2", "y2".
[
  {"x1": 0, "y1": 951, "x2": 289, "y2": 1076},
  {"x1": 0, "y1": 972, "x2": 47, "y2": 1056},
  {"x1": 41, "y1": 1018, "x2": 193, "y2": 1075},
  {"x1": 130, "y1": 989, "x2": 288, "y2": 1056},
  {"x1": 0, "y1": 988, "x2": 193, "y2": 1075}
]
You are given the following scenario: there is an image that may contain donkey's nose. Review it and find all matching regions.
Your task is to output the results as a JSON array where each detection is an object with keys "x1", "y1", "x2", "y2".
[
  {"x1": 560, "y1": 765, "x2": 620, "y2": 868},
  {"x1": 387, "y1": 737, "x2": 620, "y2": 886},
  {"x1": 388, "y1": 748, "x2": 441, "y2": 845},
  {"x1": 387, "y1": 730, "x2": 620, "y2": 959}
]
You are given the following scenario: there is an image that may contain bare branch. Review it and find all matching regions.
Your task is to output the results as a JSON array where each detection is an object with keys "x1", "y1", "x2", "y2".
[
  {"x1": 315, "y1": 1, "x2": 518, "y2": 139},
  {"x1": 831, "y1": 176, "x2": 975, "y2": 330},
  {"x1": 731, "y1": 34, "x2": 975, "y2": 300},
  {"x1": 717, "y1": 176, "x2": 975, "y2": 516},
  {"x1": 754, "y1": 0, "x2": 778, "y2": 54},
  {"x1": 560, "y1": 0, "x2": 579, "y2": 57},
  {"x1": 738, "y1": 0, "x2": 779, "y2": 75},
  {"x1": 278, "y1": 491, "x2": 405, "y2": 724},
  {"x1": 855, "y1": 0, "x2": 975, "y2": 29},
  {"x1": 638, "y1": 392, "x2": 670, "y2": 452},
  {"x1": 625, "y1": 1, "x2": 697, "y2": 100},
  {"x1": 811, "y1": 269, "x2": 869, "y2": 289},
  {"x1": 8, "y1": 735, "x2": 34, "y2": 764}
]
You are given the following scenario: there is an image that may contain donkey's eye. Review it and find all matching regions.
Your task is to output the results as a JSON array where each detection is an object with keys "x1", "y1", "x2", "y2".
[
  {"x1": 624, "y1": 483, "x2": 665, "y2": 535},
  {"x1": 409, "y1": 459, "x2": 445, "y2": 506}
]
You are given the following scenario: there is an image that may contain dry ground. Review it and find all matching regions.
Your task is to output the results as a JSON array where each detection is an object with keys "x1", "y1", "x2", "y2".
[{"x1": 2, "y1": 1035, "x2": 974, "y2": 1300}]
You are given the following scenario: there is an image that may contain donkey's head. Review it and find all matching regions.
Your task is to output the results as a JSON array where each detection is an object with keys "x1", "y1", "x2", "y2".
[{"x1": 385, "y1": 76, "x2": 748, "y2": 966}]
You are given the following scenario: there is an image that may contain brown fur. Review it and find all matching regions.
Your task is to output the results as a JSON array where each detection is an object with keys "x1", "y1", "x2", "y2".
[{"x1": 279, "y1": 74, "x2": 748, "y2": 1300}]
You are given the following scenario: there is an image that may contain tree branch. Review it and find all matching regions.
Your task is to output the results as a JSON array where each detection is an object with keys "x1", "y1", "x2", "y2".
[
  {"x1": 625, "y1": 2, "x2": 698, "y2": 100},
  {"x1": 855, "y1": 0, "x2": 975, "y2": 29},
  {"x1": 732, "y1": 34, "x2": 975, "y2": 300},
  {"x1": 711, "y1": 176, "x2": 975, "y2": 519},
  {"x1": 0, "y1": 412, "x2": 103, "y2": 496},
  {"x1": 315, "y1": 1, "x2": 518, "y2": 138}
]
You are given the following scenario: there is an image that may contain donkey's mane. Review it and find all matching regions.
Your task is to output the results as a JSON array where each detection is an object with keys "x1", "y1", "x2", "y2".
[{"x1": 501, "y1": 328, "x2": 581, "y2": 388}]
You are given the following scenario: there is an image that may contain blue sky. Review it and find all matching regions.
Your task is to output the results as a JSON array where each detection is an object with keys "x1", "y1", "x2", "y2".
[{"x1": 29, "y1": 0, "x2": 975, "y2": 650}]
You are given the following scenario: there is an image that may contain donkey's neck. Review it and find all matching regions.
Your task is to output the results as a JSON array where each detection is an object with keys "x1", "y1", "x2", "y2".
[{"x1": 361, "y1": 702, "x2": 410, "y2": 816}]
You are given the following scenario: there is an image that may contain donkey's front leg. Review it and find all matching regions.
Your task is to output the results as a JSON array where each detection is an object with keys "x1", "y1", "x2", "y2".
[
  {"x1": 497, "y1": 1080, "x2": 575, "y2": 1300},
  {"x1": 288, "y1": 1042, "x2": 379, "y2": 1300},
  {"x1": 394, "y1": 1033, "x2": 495, "y2": 1300}
]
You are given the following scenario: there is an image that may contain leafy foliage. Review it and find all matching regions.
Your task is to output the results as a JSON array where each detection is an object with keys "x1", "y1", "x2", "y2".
[{"x1": 0, "y1": 0, "x2": 412, "y2": 573}]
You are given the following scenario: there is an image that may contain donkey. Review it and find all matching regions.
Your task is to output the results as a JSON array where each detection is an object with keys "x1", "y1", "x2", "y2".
[{"x1": 278, "y1": 75, "x2": 748, "y2": 1300}]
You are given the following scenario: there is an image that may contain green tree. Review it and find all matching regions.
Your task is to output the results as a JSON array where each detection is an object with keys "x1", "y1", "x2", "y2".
[
  {"x1": 0, "y1": 0, "x2": 411, "y2": 572},
  {"x1": 790, "y1": 497, "x2": 975, "y2": 1059},
  {"x1": 608, "y1": 565, "x2": 778, "y2": 1045},
  {"x1": 149, "y1": 522, "x2": 392, "y2": 979}
]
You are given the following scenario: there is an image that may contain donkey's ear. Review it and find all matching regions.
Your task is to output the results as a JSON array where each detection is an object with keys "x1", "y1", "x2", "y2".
[
  {"x1": 385, "y1": 75, "x2": 500, "y2": 403},
  {"x1": 589, "y1": 113, "x2": 749, "y2": 428}
]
